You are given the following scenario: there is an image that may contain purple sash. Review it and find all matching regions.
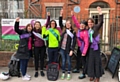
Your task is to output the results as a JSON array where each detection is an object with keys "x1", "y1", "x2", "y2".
[
  {"x1": 77, "y1": 30, "x2": 85, "y2": 52},
  {"x1": 20, "y1": 33, "x2": 31, "y2": 39},
  {"x1": 90, "y1": 34, "x2": 100, "y2": 50}
]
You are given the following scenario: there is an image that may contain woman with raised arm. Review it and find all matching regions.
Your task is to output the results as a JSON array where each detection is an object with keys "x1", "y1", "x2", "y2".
[
  {"x1": 43, "y1": 15, "x2": 60, "y2": 64},
  {"x1": 87, "y1": 6, "x2": 104, "y2": 82},
  {"x1": 59, "y1": 9, "x2": 76, "y2": 80},
  {"x1": 33, "y1": 12, "x2": 50, "y2": 77},
  {"x1": 71, "y1": 10, "x2": 89, "y2": 79},
  {"x1": 14, "y1": 17, "x2": 33, "y2": 81}
]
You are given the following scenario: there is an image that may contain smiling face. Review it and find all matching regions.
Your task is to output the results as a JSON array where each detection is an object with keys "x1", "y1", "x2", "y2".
[
  {"x1": 51, "y1": 21, "x2": 55, "y2": 28},
  {"x1": 88, "y1": 19, "x2": 94, "y2": 28},
  {"x1": 34, "y1": 21, "x2": 41, "y2": 30},
  {"x1": 26, "y1": 24, "x2": 33, "y2": 32},
  {"x1": 80, "y1": 23, "x2": 86, "y2": 30},
  {"x1": 65, "y1": 20, "x2": 71, "y2": 29}
]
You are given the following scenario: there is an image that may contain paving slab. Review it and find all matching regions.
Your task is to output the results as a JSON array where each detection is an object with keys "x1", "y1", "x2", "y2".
[{"x1": 0, "y1": 67, "x2": 118, "y2": 82}]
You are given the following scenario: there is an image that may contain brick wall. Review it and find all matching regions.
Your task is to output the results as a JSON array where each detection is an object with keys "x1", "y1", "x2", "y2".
[
  {"x1": 0, "y1": 51, "x2": 34, "y2": 67},
  {"x1": 24, "y1": 0, "x2": 116, "y2": 19}
]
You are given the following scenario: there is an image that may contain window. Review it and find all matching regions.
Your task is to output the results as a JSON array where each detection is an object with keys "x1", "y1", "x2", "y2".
[
  {"x1": 92, "y1": 15, "x2": 98, "y2": 24},
  {"x1": 9, "y1": 0, "x2": 24, "y2": 9},
  {"x1": 18, "y1": 12, "x2": 24, "y2": 18},
  {"x1": 16, "y1": 0, "x2": 24, "y2": 9},
  {"x1": 46, "y1": 7, "x2": 62, "y2": 19},
  {"x1": 0, "y1": 0, "x2": 8, "y2": 10},
  {"x1": 0, "y1": 12, "x2": 8, "y2": 18}
]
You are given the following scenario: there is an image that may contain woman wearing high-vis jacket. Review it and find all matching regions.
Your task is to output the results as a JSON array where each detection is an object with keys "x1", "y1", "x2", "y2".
[{"x1": 43, "y1": 18, "x2": 60, "y2": 64}]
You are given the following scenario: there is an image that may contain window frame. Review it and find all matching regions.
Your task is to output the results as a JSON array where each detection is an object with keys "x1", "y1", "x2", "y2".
[{"x1": 46, "y1": 6, "x2": 62, "y2": 19}]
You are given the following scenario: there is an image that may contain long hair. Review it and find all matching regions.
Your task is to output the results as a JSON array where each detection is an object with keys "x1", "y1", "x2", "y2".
[
  {"x1": 25, "y1": 23, "x2": 33, "y2": 32},
  {"x1": 49, "y1": 20, "x2": 57, "y2": 28},
  {"x1": 65, "y1": 19, "x2": 73, "y2": 30},
  {"x1": 33, "y1": 21, "x2": 42, "y2": 33},
  {"x1": 63, "y1": 19, "x2": 74, "y2": 33}
]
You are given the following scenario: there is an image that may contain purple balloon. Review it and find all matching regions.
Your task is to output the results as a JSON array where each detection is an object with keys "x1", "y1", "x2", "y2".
[{"x1": 31, "y1": 20, "x2": 36, "y2": 27}]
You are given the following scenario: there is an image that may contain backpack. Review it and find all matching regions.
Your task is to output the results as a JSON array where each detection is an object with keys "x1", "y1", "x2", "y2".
[
  {"x1": 8, "y1": 52, "x2": 20, "y2": 77},
  {"x1": 46, "y1": 63, "x2": 59, "y2": 81}
]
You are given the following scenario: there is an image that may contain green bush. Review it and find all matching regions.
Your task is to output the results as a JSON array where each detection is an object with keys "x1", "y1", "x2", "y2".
[{"x1": 0, "y1": 39, "x2": 19, "y2": 51}]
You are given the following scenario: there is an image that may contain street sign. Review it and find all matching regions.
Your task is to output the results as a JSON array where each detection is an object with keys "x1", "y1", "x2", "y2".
[{"x1": 74, "y1": 6, "x2": 80, "y2": 13}]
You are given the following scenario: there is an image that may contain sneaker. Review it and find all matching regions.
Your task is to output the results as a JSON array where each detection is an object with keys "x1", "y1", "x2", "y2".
[
  {"x1": 66, "y1": 74, "x2": 71, "y2": 80},
  {"x1": 40, "y1": 71, "x2": 45, "y2": 77},
  {"x1": 34, "y1": 72, "x2": 38, "y2": 77},
  {"x1": 22, "y1": 76, "x2": 30, "y2": 81},
  {"x1": 25, "y1": 74, "x2": 31, "y2": 78},
  {"x1": 61, "y1": 73, "x2": 65, "y2": 80},
  {"x1": 78, "y1": 74, "x2": 86, "y2": 79},
  {"x1": 72, "y1": 69, "x2": 80, "y2": 73}
]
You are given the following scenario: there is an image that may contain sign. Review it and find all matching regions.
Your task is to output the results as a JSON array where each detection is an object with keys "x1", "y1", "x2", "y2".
[
  {"x1": 74, "y1": 6, "x2": 80, "y2": 13},
  {"x1": 107, "y1": 47, "x2": 120, "y2": 78},
  {"x1": 1, "y1": 19, "x2": 66, "y2": 40}
]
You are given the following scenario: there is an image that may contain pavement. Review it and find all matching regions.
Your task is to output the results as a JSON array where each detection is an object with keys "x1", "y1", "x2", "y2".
[{"x1": 0, "y1": 67, "x2": 118, "y2": 82}]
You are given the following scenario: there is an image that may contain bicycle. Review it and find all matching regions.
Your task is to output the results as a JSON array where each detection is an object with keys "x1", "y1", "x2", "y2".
[
  {"x1": 100, "y1": 51, "x2": 108, "y2": 69},
  {"x1": 58, "y1": 51, "x2": 108, "y2": 70}
]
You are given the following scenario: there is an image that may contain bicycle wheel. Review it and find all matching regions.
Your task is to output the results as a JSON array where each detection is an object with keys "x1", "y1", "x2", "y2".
[{"x1": 100, "y1": 51, "x2": 108, "y2": 69}]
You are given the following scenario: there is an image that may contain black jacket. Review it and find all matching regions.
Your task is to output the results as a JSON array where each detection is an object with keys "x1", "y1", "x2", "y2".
[
  {"x1": 14, "y1": 22, "x2": 32, "y2": 59},
  {"x1": 92, "y1": 14, "x2": 103, "y2": 38},
  {"x1": 59, "y1": 16, "x2": 76, "y2": 53}
]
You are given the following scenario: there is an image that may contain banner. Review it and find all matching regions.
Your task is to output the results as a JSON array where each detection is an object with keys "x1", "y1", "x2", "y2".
[{"x1": 2, "y1": 19, "x2": 65, "y2": 40}]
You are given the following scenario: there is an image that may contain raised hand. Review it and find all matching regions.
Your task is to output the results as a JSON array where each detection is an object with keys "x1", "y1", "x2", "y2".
[
  {"x1": 47, "y1": 12, "x2": 50, "y2": 16},
  {"x1": 60, "y1": 9, "x2": 63, "y2": 16},
  {"x1": 71, "y1": 11, "x2": 74, "y2": 16},
  {"x1": 16, "y1": 17, "x2": 20, "y2": 22},
  {"x1": 97, "y1": 6, "x2": 102, "y2": 15}
]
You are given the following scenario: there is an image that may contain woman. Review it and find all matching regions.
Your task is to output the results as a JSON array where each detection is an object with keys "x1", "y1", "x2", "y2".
[
  {"x1": 14, "y1": 17, "x2": 33, "y2": 81},
  {"x1": 43, "y1": 19, "x2": 60, "y2": 64},
  {"x1": 33, "y1": 12, "x2": 50, "y2": 77},
  {"x1": 71, "y1": 11, "x2": 89, "y2": 79},
  {"x1": 59, "y1": 9, "x2": 76, "y2": 80},
  {"x1": 87, "y1": 6, "x2": 104, "y2": 82}
]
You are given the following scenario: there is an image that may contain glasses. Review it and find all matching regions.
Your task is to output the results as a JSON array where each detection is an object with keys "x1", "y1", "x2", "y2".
[{"x1": 51, "y1": 22, "x2": 55, "y2": 24}]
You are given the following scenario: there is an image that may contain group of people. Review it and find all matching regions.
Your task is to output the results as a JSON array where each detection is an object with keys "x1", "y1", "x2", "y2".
[{"x1": 14, "y1": 6, "x2": 104, "y2": 82}]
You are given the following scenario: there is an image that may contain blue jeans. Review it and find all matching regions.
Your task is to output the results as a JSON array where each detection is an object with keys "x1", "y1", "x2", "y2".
[
  {"x1": 20, "y1": 50, "x2": 32, "y2": 76},
  {"x1": 20, "y1": 59, "x2": 29, "y2": 76},
  {"x1": 48, "y1": 48, "x2": 59, "y2": 64},
  {"x1": 60, "y1": 49, "x2": 71, "y2": 72}
]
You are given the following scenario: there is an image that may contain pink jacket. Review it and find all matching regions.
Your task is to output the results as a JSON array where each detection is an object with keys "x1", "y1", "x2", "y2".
[{"x1": 72, "y1": 15, "x2": 89, "y2": 55}]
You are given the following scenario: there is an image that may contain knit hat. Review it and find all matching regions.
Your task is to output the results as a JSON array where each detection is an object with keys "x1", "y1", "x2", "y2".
[{"x1": 80, "y1": 21, "x2": 88, "y2": 26}]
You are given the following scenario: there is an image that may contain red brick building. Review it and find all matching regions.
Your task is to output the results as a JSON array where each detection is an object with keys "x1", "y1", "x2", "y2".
[
  {"x1": 24, "y1": 0, "x2": 119, "y2": 19},
  {"x1": 24, "y1": 0, "x2": 120, "y2": 49},
  {"x1": 0, "y1": 0, "x2": 120, "y2": 67}
]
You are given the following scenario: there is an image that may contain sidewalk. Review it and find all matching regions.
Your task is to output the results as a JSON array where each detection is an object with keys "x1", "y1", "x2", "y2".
[{"x1": 0, "y1": 67, "x2": 118, "y2": 82}]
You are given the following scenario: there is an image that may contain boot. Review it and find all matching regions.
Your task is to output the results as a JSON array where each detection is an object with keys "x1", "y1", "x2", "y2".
[{"x1": 94, "y1": 78, "x2": 100, "y2": 82}]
